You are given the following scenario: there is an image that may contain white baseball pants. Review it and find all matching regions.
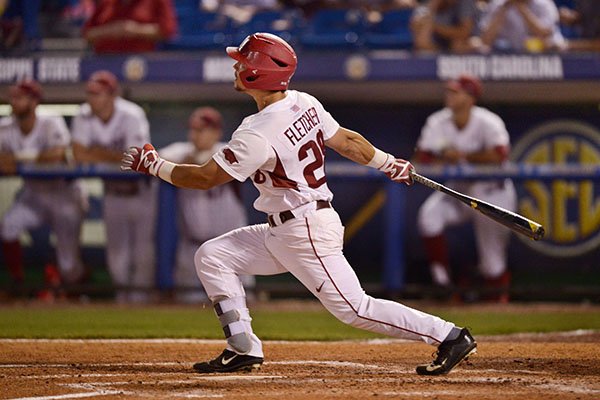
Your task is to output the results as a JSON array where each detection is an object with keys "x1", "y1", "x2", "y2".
[
  {"x1": 417, "y1": 180, "x2": 517, "y2": 279},
  {"x1": 195, "y1": 205, "x2": 454, "y2": 357}
]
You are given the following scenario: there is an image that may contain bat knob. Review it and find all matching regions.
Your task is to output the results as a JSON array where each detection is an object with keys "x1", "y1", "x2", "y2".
[{"x1": 533, "y1": 226, "x2": 545, "y2": 241}]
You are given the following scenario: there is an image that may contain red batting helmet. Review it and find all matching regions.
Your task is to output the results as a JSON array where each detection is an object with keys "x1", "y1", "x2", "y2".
[
  {"x1": 226, "y1": 32, "x2": 297, "y2": 91},
  {"x1": 446, "y1": 74, "x2": 482, "y2": 100}
]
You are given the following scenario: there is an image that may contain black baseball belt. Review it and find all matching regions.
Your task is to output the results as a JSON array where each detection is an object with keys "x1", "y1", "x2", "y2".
[{"x1": 267, "y1": 200, "x2": 331, "y2": 227}]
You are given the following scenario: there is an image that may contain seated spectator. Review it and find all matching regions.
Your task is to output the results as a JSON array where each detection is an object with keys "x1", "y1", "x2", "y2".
[
  {"x1": 359, "y1": 0, "x2": 417, "y2": 25},
  {"x1": 40, "y1": 0, "x2": 95, "y2": 39},
  {"x1": 410, "y1": 0, "x2": 478, "y2": 53},
  {"x1": 83, "y1": 0, "x2": 177, "y2": 53},
  {"x1": 478, "y1": 0, "x2": 565, "y2": 52},
  {"x1": 559, "y1": 0, "x2": 600, "y2": 51},
  {"x1": 278, "y1": 1, "x2": 340, "y2": 19},
  {"x1": 0, "y1": 0, "x2": 42, "y2": 53},
  {"x1": 202, "y1": 0, "x2": 281, "y2": 25}
]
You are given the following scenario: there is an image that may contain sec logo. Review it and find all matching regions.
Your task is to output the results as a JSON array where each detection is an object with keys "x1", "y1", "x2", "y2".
[{"x1": 511, "y1": 120, "x2": 600, "y2": 256}]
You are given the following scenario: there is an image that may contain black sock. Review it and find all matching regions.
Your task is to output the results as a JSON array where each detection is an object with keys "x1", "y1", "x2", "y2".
[{"x1": 444, "y1": 326, "x2": 462, "y2": 341}]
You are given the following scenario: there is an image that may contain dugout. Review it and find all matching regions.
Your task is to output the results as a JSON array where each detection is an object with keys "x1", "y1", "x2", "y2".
[{"x1": 1, "y1": 52, "x2": 599, "y2": 302}]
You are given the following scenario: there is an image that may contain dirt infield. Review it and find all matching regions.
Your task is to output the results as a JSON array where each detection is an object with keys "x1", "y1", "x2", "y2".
[{"x1": 2, "y1": 332, "x2": 599, "y2": 400}]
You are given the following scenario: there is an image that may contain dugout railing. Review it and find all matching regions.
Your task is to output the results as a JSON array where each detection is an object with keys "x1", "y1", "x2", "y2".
[{"x1": 2, "y1": 162, "x2": 599, "y2": 299}]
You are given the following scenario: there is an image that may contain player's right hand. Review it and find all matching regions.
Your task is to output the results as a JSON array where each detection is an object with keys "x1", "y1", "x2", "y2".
[
  {"x1": 379, "y1": 157, "x2": 414, "y2": 185},
  {"x1": 120, "y1": 143, "x2": 163, "y2": 176}
]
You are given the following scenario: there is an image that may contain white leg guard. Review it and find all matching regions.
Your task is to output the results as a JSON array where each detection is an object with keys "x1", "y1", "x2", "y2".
[{"x1": 213, "y1": 296, "x2": 254, "y2": 355}]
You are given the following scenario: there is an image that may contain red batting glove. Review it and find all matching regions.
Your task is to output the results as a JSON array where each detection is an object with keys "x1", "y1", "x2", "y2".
[
  {"x1": 379, "y1": 157, "x2": 414, "y2": 185},
  {"x1": 120, "y1": 143, "x2": 163, "y2": 176}
]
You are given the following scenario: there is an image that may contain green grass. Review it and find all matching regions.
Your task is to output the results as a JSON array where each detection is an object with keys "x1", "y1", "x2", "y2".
[{"x1": 0, "y1": 304, "x2": 599, "y2": 339}]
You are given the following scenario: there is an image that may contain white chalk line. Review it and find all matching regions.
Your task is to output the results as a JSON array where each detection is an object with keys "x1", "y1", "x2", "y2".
[
  {"x1": 1, "y1": 329, "x2": 597, "y2": 345},
  {"x1": 0, "y1": 361, "x2": 182, "y2": 368},
  {"x1": 6, "y1": 389, "x2": 124, "y2": 400}
]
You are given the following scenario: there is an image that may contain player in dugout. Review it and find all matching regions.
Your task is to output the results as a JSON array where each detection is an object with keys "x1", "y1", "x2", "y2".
[
  {"x1": 0, "y1": 80, "x2": 87, "y2": 298},
  {"x1": 121, "y1": 32, "x2": 476, "y2": 375},
  {"x1": 413, "y1": 74, "x2": 517, "y2": 303}
]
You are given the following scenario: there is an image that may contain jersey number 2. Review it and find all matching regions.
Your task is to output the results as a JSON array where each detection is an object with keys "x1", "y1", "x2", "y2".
[
  {"x1": 254, "y1": 130, "x2": 326, "y2": 189},
  {"x1": 299, "y1": 130, "x2": 326, "y2": 188}
]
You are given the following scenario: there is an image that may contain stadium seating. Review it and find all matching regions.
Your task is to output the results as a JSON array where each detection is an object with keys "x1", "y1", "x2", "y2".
[
  {"x1": 163, "y1": 9, "x2": 234, "y2": 50},
  {"x1": 232, "y1": 9, "x2": 304, "y2": 45},
  {"x1": 363, "y1": 9, "x2": 413, "y2": 50},
  {"x1": 299, "y1": 9, "x2": 367, "y2": 50}
]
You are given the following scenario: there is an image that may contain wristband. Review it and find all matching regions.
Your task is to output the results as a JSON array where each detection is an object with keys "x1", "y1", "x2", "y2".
[
  {"x1": 155, "y1": 159, "x2": 176, "y2": 184},
  {"x1": 366, "y1": 148, "x2": 392, "y2": 170}
]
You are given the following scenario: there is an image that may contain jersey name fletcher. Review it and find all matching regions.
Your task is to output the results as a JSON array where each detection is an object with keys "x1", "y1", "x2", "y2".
[{"x1": 282, "y1": 107, "x2": 320, "y2": 146}]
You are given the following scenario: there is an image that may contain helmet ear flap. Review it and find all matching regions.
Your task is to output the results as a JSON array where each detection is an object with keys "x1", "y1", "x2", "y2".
[{"x1": 227, "y1": 33, "x2": 297, "y2": 91}]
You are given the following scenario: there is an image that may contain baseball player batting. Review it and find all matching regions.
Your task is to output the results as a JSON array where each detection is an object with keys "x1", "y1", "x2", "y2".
[{"x1": 121, "y1": 33, "x2": 476, "y2": 375}]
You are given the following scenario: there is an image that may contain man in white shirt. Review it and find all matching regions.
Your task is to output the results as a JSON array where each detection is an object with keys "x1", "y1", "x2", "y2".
[
  {"x1": 71, "y1": 70, "x2": 156, "y2": 303},
  {"x1": 0, "y1": 80, "x2": 86, "y2": 295},
  {"x1": 479, "y1": 0, "x2": 565, "y2": 52},
  {"x1": 122, "y1": 32, "x2": 476, "y2": 376},
  {"x1": 414, "y1": 75, "x2": 517, "y2": 302}
]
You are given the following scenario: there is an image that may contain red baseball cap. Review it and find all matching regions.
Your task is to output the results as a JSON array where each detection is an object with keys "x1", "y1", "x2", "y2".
[
  {"x1": 9, "y1": 79, "x2": 43, "y2": 100},
  {"x1": 446, "y1": 74, "x2": 482, "y2": 99},
  {"x1": 189, "y1": 107, "x2": 223, "y2": 130},
  {"x1": 86, "y1": 70, "x2": 119, "y2": 94}
]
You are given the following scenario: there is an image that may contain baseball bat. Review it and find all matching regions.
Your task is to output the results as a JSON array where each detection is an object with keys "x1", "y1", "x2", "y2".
[{"x1": 409, "y1": 170, "x2": 545, "y2": 241}]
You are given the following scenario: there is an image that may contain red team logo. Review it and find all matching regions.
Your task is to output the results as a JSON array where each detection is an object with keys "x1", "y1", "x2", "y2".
[{"x1": 223, "y1": 148, "x2": 239, "y2": 164}]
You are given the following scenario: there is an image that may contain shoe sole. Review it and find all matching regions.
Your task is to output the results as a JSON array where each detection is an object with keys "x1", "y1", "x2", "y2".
[
  {"x1": 193, "y1": 362, "x2": 263, "y2": 374},
  {"x1": 416, "y1": 343, "x2": 477, "y2": 376},
  {"x1": 241, "y1": 363, "x2": 262, "y2": 372}
]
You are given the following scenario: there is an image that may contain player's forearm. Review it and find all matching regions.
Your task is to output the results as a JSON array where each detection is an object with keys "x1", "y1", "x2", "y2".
[
  {"x1": 124, "y1": 21, "x2": 163, "y2": 40},
  {"x1": 85, "y1": 24, "x2": 118, "y2": 42},
  {"x1": 326, "y1": 128, "x2": 378, "y2": 165},
  {"x1": 464, "y1": 147, "x2": 507, "y2": 164},
  {"x1": 0, "y1": 153, "x2": 18, "y2": 174},
  {"x1": 36, "y1": 147, "x2": 68, "y2": 163},
  {"x1": 170, "y1": 163, "x2": 218, "y2": 190}
]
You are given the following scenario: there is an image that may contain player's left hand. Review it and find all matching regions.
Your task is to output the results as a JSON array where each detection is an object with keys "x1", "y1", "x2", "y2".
[
  {"x1": 380, "y1": 157, "x2": 414, "y2": 185},
  {"x1": 120, "y1": 143, "x2": 163, "y2": 176}
]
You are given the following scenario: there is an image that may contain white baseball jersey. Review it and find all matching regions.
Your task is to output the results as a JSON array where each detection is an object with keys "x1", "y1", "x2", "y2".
[
  {"x1": 0, "y1": 112, "x2": 70, "y2": 191},
  {"x1": 71, "y1": 97, "x2": 149, "y2": 150},
  {"x1": 194, "y1": 90, "x2": 456, "y2": 359},
  {"x1": 213, "y1": 90, "x2": 338, "y2": 214},
  {"x1": 417, "y1": 105, "x2": 510, "y2": 192},
  {"x1": 0, "y1": 112, "x2": 85, "y2": 283},
  {"x1": 417, "y1": 106, "x2": 508, "y2": 157},
  {"x1": 71, "y1": 97, "x2": 155, "y2": 302}
]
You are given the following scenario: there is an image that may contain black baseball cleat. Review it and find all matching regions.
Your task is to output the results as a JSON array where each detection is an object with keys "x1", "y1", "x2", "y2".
[
  {"x1": 193, "y1": 349, "x2": 263, "y2": 373},
  {"x1": 416, "y1": 328, "x2": 477, "y2": 376}
]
